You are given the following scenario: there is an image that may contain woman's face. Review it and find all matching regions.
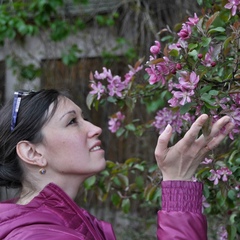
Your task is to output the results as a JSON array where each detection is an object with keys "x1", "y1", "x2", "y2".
[{"x1": 38, "y1": 97, "x2": 106, "y2": 184}]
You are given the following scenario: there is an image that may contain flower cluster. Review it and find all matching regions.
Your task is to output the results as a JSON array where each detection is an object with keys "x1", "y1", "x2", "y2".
[
  {"x1": 152, "y1": 107, "x2": 194, "y2": 134},
  {"x1": 108, "y1": 111, "x2": 125, "y2": 133},
  {"x1": 210, "y1": 93, "x2": 240, "y2": 139},
  {"x1": 208, "y1": 167, "x2": 232, "y2": 185},
  {"x1": 145, "y1": 11, "x2": 240, "y2": 138},
  {"x1": 217, "y1": 225, "x2": 228, "y2": 240},
  {"x1": 178, "y1": 13, "x2": 199, "y2": 40},
  {"x1": 168, "y1": 71, "x2": 200, "y2": 107},
  {"x1": 90, "y1": 65, "x2": 143, "y2": 100},
  {"x1": 145, "y1": 40, "x2": 178, "y2": 85},
  {"x1": 224, "y1": 0, "x2": 240, "y2": 16}
]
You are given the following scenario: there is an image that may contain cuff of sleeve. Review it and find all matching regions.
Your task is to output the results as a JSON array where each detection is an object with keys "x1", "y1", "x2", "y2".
[{"x1": 161, "y1": 181, "x2": 203, "y2": 214}]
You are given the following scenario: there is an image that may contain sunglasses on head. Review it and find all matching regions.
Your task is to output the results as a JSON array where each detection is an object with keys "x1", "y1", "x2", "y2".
[{"x1": 11, "y1": 91, "x2": 31, "y2": 131}]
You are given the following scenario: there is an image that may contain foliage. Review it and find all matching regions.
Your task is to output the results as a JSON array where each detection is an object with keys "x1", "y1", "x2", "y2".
[
  {"x1": 87, "y1": 0, "x2": 240, "y2": 239},
  {"x1": 0, "y1": 0, "x2": 130, "y2": 81}
]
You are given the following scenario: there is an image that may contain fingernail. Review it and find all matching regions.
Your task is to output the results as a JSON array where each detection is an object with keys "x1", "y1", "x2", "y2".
[
  {"x1": 202, "y1": 114, "x2": 208, "y2": 121},
  {"x1": 165, "y1": 124, "x2": 171, "y2": 133}
]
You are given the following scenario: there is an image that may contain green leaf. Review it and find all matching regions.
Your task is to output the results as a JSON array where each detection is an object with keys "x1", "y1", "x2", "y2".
[
  {"x1": 86, "y1": 93, "x2": 95, "y2": 110},
  {"x1": 188, "y1": 43, "x2": 198, "y2": 51},
  {"x1": 111, "y1": 193, "x2": 121, "y2": 206},
  {"x1": 208, "y1": 27, "x2": 225, "y2": 34},
  {"x1": 144, "y1": 185, "x2": 157, "y2": 201},
  {"x1": 125, "y1": 123, "x2": 136, "y2": 131},
  {"x1": 148, "y1": 164, "x2": 158, "y2": 173},
  {"x1": 114, "y1": 173, "x2": 129, "y2": 188},
  {"x1": 83, "y1": 176, "x2": 96, "y2": 190},
  {"x1": 209, "y1": 90, "x2": 219, "y2": 96},
  {"x1": 188, "y1": 50, "x2": 198, "y2": 60},
  {"x1": 121, "y1": 198, "x2": 130, "y2": 213},
  {"x1": 216, "y1": 191, "x2": 226, "y2": 206},
  {"x1": 228, "y1": 190, "x2": 236, "y2": 200},
  {"x1": 125, "y1": 157, "x2": 140, "y2": 166},
  {"x1": 201, "y1": 93, "x2": 216, "y2": 106},
  {"x1": 107, "y1": 96, "x2": 117, "y2": 103},
  {"x1": 169, "y1": 49, "x2": 179, "y2": 57},
  {"x1": 135, "y1": 176, "x2": 144, "y2": 188},
  {"x1": 200, "y1": 85, "x2": 212, "y2": 94},
  {"x1": 180, "y1": 102, "x2": 197, "y2": 114},
  {"x1": 201, "y1": 37, "x2": 212, "y2": 47},
  {"x1": 133, "y1": 163, "x2": 145, "y2": 172},
  {"x1": 161, "y1": 35, "x2": 173, "y2": 42},
  {"x1": 227, "y1": 225, "x2": 237, "y2": 240},
  {"x1": 116, "y1": 127, "x2": 125, "y2": 137}
]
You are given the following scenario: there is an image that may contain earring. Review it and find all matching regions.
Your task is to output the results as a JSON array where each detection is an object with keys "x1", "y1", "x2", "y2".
[{"x1": 39, "y1": 168, "x2": 46, "y2": 175}]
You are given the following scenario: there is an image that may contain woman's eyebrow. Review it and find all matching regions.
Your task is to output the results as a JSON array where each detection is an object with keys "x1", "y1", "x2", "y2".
[{"x1": 60, "y1": 110, "x2": 77, "y2": 120}]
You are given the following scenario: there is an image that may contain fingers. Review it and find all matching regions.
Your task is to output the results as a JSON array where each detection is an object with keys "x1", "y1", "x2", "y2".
[
  {"x1": 197, "y1": 116, "x2": 234, "y2": 148},
  {"x1": 177, "y1": 114, "x2": 209, "y2": 148},
  {"x1": 155, "y1": 124, "x2": 172, "y2": 160},
  {"x1": 206, "y1": 116, "x2": 232, "y2": 139},
  {"x1": 203, "y1": 121, "x2": 234, "y2": 150}
]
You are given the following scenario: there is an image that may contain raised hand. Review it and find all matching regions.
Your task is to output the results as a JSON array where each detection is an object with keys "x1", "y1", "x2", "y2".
[{"x1": 155, "y1": 114, "x2": 234, "y2": 181}]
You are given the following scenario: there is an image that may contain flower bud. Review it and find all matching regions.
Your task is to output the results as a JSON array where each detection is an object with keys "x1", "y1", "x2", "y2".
[
  {"x1": 198, "y1": 53, "x2": 203, "y2": 59},
  {"x1": 176, "y1": 63, "x2": 182, "y2": 70},
  {"x1": 211, "y1": 62, "x2": 216, "y2": 67}
]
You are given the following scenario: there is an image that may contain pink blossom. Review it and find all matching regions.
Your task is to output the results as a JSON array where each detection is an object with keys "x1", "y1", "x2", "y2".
[
  {"x1": 217, "y1": 226, "x2": 228, "y2": 240},
  {"x1": 208, "y1": 169, "x2": 221, "y2": 185},
  {"x1": 224, "y1": 0, "x2": 240, "y2": 16},
  {"x1": 178, "y1": 71, "x2": 200, "y2": 90},
  {"x1": 150, "y1": 41, "x2": 161, "y2": 55},
  {"x1": 177, "y1": 39, "x2": 188, "y2": 49},
  {"x1": 167, "y1": 79, "x2": 174, "y2": 91},
  {"x1": 186, "y1": 13, "x2": 199, "y2": 26},
  {"x1": 145, "y1": 64, "x2": 166, "y2": 85},
  {"x1": 107, "y1": 76, "x2": 126, "y2": 97},
  {"x1": 231, "y1": 92, "x2": 240, "y2": 105},
  {"x1": 108, "y1": 111, "x2": 125, "y2": 133},
  {"x1": 201, "y1": 47, "x2": 216, "y2": 67},
  {"x1": 224, "y1": 104, "x2": 240, "y2": 139},
  {"x1": 177, "y1": 23, "x2": 192, "y2": 40},
  {"x1": 162, "y1": 57, "x2": 176, "y2": 74},
  {"x1": 168, "y1": 96, "x2": 179, "y2": 107},
  {"x1": 146, "y1": 56, "x2": 177, "y2": 85},
  {"x1": 202, "y1": 196, "x2": 210, "y2": 210},
  {"x1": 172, "y1": 89, "x2": 194, "y2": 106},
  {"x1": 168, "y1": 43, "x2": 181, "y2": 52},
  {"x1": 124, "y1": 65, "x2": 143, "y2": 85},
  {"x1": 153, "y1": 108, "x2": 192, "y2": 134},
  {"x1": 201, "y1": 157, "x2": 213, "y2": 165},
  {"x1": 181, "y1": 112, "x2": 195, "y2": 123},
  {"x1": 89, "y1": 82, "x2": 105, "y2": 100},
  {"x1": 94, "y1": 67, "x2": 112, "y2": 80},
  {"x1": 218, "y1": 167, "x2": 232, "y2": 181}
]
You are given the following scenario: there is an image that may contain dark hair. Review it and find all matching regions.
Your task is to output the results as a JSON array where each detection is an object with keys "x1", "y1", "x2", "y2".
[{"x1": 0, "y1": 89, "x2": 66, "y2": 189}]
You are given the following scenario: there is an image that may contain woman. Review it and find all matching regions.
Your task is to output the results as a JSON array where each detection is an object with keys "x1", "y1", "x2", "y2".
[{"x1": 0, "y1": 89, "x2": 234, "y2": 239}]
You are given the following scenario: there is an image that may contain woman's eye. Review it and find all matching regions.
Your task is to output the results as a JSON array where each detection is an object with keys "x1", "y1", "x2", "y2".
[{"x1": 68, "y1": 118, "x2": 77, "y2": 126}]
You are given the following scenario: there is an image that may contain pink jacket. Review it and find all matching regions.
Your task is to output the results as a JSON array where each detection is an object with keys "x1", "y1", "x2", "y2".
[{"x1": 0, "y1": 182, "x2": 207, "y2": 239}]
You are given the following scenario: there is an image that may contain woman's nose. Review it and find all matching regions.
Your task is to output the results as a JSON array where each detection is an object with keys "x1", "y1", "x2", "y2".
[{"x1": 87, "y1": 122, "x2": 102, "y2": 138}]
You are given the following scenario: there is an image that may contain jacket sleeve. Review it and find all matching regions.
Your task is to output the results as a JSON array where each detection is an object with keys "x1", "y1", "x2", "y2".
[{"x1": 157, "y1": 181, "x2": 207, "y2": 240}]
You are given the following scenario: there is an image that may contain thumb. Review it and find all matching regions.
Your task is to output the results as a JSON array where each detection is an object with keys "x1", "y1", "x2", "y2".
[{"x1": 155, "y1": 124, "x2": 172, "y2": 161}]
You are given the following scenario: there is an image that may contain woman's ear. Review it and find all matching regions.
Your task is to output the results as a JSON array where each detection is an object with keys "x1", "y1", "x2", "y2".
[{"x1": 16, "y1": 141, "x2": 47, "y2": 167}]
